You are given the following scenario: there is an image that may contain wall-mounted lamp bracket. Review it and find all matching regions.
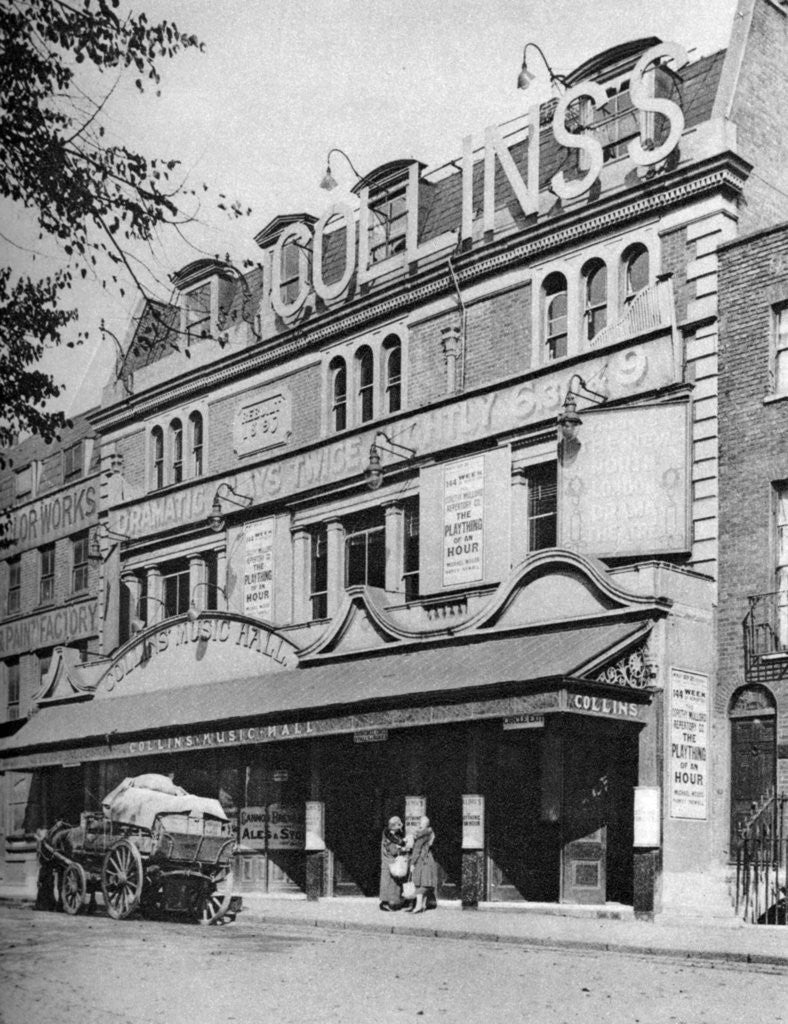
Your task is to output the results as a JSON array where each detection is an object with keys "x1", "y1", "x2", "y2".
[
  {"x1": 208, "y1": 482, "x2": 254, "y2": 532},
  {"x1": 364, "y1": 431, "x2": 417, "y2": 491},
  {"x1": 556, "y1": 374, "x2": 607, "y2": 443}
]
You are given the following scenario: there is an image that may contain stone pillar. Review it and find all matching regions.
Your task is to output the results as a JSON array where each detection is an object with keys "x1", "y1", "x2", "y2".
[
  {"x1": 384, "y1": 502, "x2": 404, "y2": 596},
  {"x1": 325, "y1": 519, "x2": 344, "y2": 618},
  {"x1": 461, "y1": 726, "x2": 485, "y2": 909},
  {"x1": 305, "y1": 745, "x2": 326, "y2": 901},
  {"x1": 441, "y1": 323, "x2": 462, "y2": 393},
  {"x1": 189, "y1": 554, "x2": 207, "y2": 609},
  {"x1": 510, "y1": 470, "x2": 529, "y2": 566},
  {"x1": 146, "y1": 566, "x2": 163, "y2": 624},
  {"x1": 633, "y1": 849, "x2": 661, "y2": 921},
  {"x1": 291, "y1": 527, "x2": 311, "y2": 623},
  {"x1": 215, "y1": 548, "x2": 228, "y2": 609},
  {"x1": 121, "y1": 570, "x2": 141, "y2": 637}
]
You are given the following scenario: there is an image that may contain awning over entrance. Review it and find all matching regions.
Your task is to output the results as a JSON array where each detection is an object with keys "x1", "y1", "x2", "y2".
[{"x1": 0, "y1": 619, "x2": 650, "y2": 768}]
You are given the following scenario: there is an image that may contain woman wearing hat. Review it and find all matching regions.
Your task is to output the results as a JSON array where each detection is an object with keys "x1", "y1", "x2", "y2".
[{"x1": 379, "y1": 815, "x2": 407, "y2": 911}]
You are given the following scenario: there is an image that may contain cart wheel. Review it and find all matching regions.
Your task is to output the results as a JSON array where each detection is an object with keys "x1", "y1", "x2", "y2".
[
  {"x1": 61, "y1": 863, "x2": 87, "y2": 916},
  {"x1": 196, "y1": 868, "x2": 234, "y2": 926},
  {"x1": 101, "y1": 839, "x2": 143, "y2": 920}
]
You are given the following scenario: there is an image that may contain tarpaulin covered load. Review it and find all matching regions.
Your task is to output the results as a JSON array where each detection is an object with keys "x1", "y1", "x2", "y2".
[{"x1": 101, "y1": 773, "x2": 228, "y2": 831}]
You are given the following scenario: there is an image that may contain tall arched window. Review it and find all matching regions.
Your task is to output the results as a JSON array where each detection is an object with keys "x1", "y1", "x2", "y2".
[
  {"x1": 151, "y1": 427, "x2": 164, "y2": 490},
  {"x1": 622, "y1": 244, "x2": 650, "y2": 302},
  {"x1": 330, "y1": 357, "x2": 347, "y2": 432},
  {"x1": 357, "y1": 346, "x2": 374, "y2": 423},
  {"x1": 170, "y1": 418, "x2": 183, "y2": 484},
  {"x1": 543, "y1": 273, "x2": 568, "y2": 360},
  {"x1": 583, "y1": 259, "x2": 607, "y2": 341},
  {"x1": 189, "y1": 411, "x2": 204, "y2": 477},
  {"x1": 384, "y1": 337, "x2": 402, "y2": 414}
]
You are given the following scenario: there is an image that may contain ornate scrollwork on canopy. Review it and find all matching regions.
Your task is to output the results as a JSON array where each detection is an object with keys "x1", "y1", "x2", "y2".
[{"x1": 596, "y1": 643, "x2": 653, "y2": 690}]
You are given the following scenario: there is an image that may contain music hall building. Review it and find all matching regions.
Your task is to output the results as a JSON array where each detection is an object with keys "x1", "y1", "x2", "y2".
[{"x1": 3, "y1": 0, "x2": 788, "y2": 919}]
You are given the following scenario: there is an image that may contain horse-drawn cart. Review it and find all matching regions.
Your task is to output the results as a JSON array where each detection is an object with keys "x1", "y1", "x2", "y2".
[{"x1": 38, "y1": 774, "x2": 242, "y2": 925}]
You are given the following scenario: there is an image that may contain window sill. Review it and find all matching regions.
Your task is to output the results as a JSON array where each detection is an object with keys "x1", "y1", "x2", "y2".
[{"x1": 763, "y1": 392, "x2": 788, "y2": 406}]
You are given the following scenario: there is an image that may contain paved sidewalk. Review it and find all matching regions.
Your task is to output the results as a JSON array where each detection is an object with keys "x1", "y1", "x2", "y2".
[
  {"x1": 238, "y1": 893, "x2": 788, "y2": 968},
  {"x1": 2, "y1": 889, "x2": 785, "y2": 967}
]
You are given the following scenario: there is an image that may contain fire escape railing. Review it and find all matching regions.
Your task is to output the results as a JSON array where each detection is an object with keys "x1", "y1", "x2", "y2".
[{"x1": 743, "y1": 591, "x2": 788, "y2": 678}]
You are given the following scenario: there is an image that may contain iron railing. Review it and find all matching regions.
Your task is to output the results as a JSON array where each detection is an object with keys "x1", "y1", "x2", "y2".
[
  {"x1": 743, "y1": 591, "x2": 788, "y2": 678},
  {"x1": 734, "y1": 791, "x2": 787, "y2": 925},
  {"x1": 588, "y1": 275, "x2": 676, "y2": 350}
]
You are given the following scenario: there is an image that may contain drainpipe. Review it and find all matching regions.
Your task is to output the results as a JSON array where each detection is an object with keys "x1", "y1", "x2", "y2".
[{"x1": 447, "y1": 254, "x2": 467, "y2": 392}]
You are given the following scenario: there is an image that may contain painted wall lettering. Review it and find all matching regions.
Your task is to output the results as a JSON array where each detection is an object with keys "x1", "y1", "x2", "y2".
[
  {"x1": 9, "y1": 481, "x2": 97, "y2": 555},
  {"x1": 0, "y1": 600, "x2": 98, "y2": 657}
]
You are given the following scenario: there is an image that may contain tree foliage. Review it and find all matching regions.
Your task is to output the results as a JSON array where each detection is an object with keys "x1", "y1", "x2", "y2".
[{"x1": 0, "y1": 0, "x2": 223, "y2": 459}]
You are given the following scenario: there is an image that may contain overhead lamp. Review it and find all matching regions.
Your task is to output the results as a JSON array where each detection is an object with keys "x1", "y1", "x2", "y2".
[
  {"x1": 320, "y1": 147, "x2": 363, "y2": 191},
  {"x1": 364, "y1": 431, "x2": 416, "y2": 491},
  {"x1": 208, "y1": 482, "x2": 253, "y2": 532},
  {"x1": 556, "y1": 374, "x2": 607, "y2": 443},
  {"x1": 517, "y1": 42, "x2": 566, "y2": 94},
  {"x1": 187, "y1": 582, "x2": 228, "y2": 621}
]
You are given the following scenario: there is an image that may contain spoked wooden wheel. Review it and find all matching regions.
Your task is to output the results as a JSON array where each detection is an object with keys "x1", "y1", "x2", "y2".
[
  {"x1": 196, "y1": 868, "x2": 234, "y2": 926},
  {"x1": 61, "y1": 862, "x2": 87, "y2": 916},
  {"x1": 101, "y1": 839, "x2": 143, "y2": 920}
]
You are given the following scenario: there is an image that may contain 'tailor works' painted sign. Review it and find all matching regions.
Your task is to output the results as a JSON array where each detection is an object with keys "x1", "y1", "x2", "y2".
[{"x1": 268, "y1": 42, "x2": 688, "y2": 320}]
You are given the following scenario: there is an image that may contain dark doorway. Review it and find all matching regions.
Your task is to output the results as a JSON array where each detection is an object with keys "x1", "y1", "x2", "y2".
[{"x1": 729, "y1": 685, "x2": 777, "y2": 852}]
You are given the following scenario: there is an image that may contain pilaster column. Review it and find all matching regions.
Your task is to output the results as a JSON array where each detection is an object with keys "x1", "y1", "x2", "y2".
[
  {"x1": 189, "y1": 554, "x2": 207, "y2": 609},
  {"x1": 384, "y1": 502, "x2": 405, "y2": 595},
  {"x1": 326, "y1": 519, "x2": 344, "y2": 618},
  {"x1": 461, "y1": 725, "x2": 485, "y2": 909},
  {"x1": 120, "y1": 570, "x2": 141, "y2": 642},
  {"x1": 291, "y1": 527, "x2": 311, "y2": 623},
  {"x1": 146, "y1": 566, "x2": 163, "y2": 623},
  {"x1": 510, "y1": 470, "x2": 530, "y2": 567},
  {"x1": 441, "y1": 322, "x2": 462, "y2": 393},
  {"x1": 215, "y1": 548, "x2": 228, "y2": 609}
]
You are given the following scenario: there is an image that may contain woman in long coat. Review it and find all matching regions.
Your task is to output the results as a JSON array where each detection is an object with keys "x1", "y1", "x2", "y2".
[
  {"x1": 408, "y1": 815, "x2": 437, "y2": 913},
  {"x1": 379, "y1": 816, "x2": 407, "y2": 911}
]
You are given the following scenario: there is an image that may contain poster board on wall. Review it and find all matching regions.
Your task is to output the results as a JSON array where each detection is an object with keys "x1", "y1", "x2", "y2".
[
  {"x1": 558, "y1": 401, "x2": 690, "y2": 558},
  {"x1": 243, "y1": 518, "x2": 274, "y2": 619},
  {"x1": 419, "y1": 446, "x2": 511, "y2": 593},
  {"x1": 668, "y1": 668, "x2": 709, "y2": 820}
]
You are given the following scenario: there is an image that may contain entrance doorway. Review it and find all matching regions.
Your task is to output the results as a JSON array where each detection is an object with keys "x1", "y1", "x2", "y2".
[
  {"x1": 560, "y1": 718, "x2": 637, "y2": 905},
  {"x1": 729, "y1": 685, "x2": 777, "y2": 850}
]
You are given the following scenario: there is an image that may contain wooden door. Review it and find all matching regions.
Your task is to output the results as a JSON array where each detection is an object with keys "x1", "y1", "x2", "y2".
[
  {"x1": 730, "y1": 714, "x2": 776, "y2": 848},
  {"x1": 561, "y1": 728, "x2": 609, "y2": 905}
]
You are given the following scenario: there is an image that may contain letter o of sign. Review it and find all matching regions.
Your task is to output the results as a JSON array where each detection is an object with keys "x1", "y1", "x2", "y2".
[{"x1": 313, "y1": 203, "x2": 356, "y2": 303}]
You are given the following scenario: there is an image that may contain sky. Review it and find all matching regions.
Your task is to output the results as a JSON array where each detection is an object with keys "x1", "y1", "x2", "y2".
[{"x1": 3, "y1": 0, "x2": 739, "y2": 419}]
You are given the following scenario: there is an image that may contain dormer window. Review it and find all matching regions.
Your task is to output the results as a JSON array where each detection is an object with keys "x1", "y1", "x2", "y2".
[
  {"x1": 598, "y1": 79, "x2": 638, "y2": 161},
  {"x1": 369, "y1": 189, "x2": 407, "y2": 265},
  {"x1": 184, "y1": 283, "x2": 212, "y2": 341},
  {"x1": 280, "y1": 238, "x2": 302, "y2": 305}
]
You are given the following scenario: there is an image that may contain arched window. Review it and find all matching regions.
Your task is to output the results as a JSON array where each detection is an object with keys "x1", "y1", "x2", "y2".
[
  {"x1": 583, "y1": 259, "x2": 607, "y2": 341},
  {"x1": 384, "y1": 337, "x2": 402, "y2": 414},
  {"x1": 189, "y1": 411, "x2": 204, "y2": 477},
  {"x1": 330, "y1": 357, "x2": 347, "y2": 432},
  {"x1": 357, "y1": 346, "x2": 374, "y2": 423},
  {"x1": 543, "y1": 273, "x2": 568, "y2": 360},
  {"x1": 151, "y1": 427, "x2": 164, "y2": 490},
  {"x1": 622, "y1": 245, "x2": 650, "y2": 302},
  {"x1": 170, "y1": 418, "x2": 183, "y2": 484}
]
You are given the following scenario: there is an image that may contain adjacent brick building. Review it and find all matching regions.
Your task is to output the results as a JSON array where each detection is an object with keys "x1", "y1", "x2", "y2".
[{"x1": 717, "y1": 221, "x2": 788, "y2": 856}]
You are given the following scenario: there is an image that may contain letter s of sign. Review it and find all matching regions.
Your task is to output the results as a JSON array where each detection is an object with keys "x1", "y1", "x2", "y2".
[
  {"x1": 271, "y1": 222, "x2": 312, "y2": 320},
  {"x1": 628, "y1": 42, "x2": 689, "y2": 166},
  {"x1": 551, "y1": 80, "x2": 607, "y2": 201}
]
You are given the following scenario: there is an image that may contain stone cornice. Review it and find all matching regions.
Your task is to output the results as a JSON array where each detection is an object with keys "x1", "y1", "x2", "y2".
[{"x1": 92, "y1": 151, "x2": 750, "y2": 434}]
